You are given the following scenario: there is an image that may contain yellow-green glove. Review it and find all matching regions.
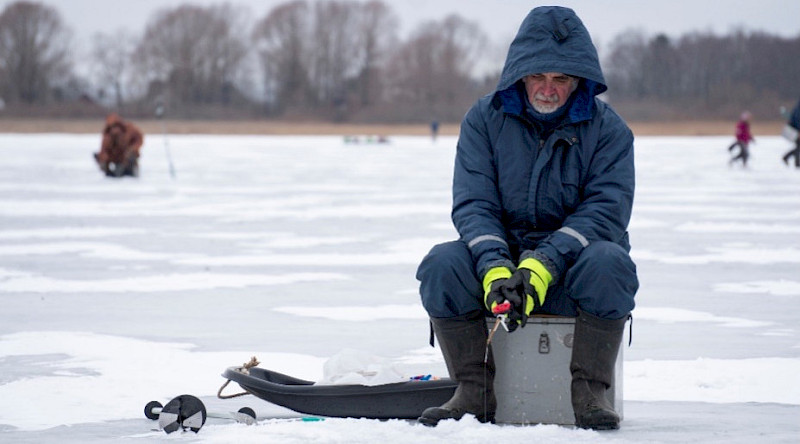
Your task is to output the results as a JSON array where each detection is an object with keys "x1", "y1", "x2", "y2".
[
  {"x1": 482, "y1": 266, "x2": 513, "y2": 314},
  {"x1": 515, "y1": 257, "x2": 553, "y2": 312}
]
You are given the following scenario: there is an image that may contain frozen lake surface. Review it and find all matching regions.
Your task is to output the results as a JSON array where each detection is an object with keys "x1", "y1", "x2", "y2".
[{"x1": 1, "y1": 132, "x2": 799, "y2": 442}]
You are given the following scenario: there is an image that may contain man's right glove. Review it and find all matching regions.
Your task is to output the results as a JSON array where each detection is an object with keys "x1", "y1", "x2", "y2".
[
  {"x1": 515, "y1": 257, "x2": 553, "y2": 313},
  {"x1": 482, "y1": 266, "x2": 514, "y2": 314},
  {"x1": 484, "y1": 266, "x2": 534, "y2": 332}
]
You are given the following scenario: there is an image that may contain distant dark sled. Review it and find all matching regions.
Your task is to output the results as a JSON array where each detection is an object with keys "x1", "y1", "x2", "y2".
[{"x1": 221, "y1": 366, "x2": 457, "y2": 420}]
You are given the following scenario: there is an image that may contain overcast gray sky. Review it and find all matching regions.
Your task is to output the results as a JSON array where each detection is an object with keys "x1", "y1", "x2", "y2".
[{"x1": 3, "y1": 0, "x2": 799, "y2": 50}]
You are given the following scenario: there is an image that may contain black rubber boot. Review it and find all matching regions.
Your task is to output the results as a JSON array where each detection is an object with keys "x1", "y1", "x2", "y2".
[
  {"x1": 123, "y1": 158, "x2": 139, "y2": 177},
  {"x1": 122, "y1": 152, "x2": 139, "y2": 177},
  {"x1": 418, "y1": 312, "x2": 496, "y2": 426},
  {"x1": 570, "y1": 310, "x2": 627, "y2": 430}
]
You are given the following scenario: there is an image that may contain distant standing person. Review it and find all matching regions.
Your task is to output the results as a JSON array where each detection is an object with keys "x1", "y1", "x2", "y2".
[
  {"x1": 94, "y1": 113, "x2": 144, "y2": 177},
  {"x1": 430, "y1": 120, "x2": 440, "y2": 142},
  {"x1": 728, "y1": 111, "x2": 754, "y2": 168},
  {"x1": 782, "y1": 98, "x2": 800, "y2": 168}
]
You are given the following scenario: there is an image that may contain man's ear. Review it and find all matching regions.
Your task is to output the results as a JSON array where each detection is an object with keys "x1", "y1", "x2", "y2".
[{"x1": 569, "y1": 77, "x2": 579, "y2": 94}]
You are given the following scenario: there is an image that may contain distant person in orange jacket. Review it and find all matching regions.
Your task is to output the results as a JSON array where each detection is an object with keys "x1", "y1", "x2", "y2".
[
  {"x1": 728, "y1": 111, "x2": 754, "y2": 168},
  {"x1": 93, "y1": 113, "x2": 143, "y2": 177}
]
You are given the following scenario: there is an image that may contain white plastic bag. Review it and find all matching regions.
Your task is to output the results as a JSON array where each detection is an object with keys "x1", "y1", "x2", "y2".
[{"x1": 316, "y1": 349, "x2": 406, "y2": 386}]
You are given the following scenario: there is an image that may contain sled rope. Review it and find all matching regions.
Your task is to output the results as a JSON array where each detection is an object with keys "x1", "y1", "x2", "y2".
[
  {"x1": 241, "y1": 356, "x2": 260, "y2": 371},
  {"x1": 217, "y1": 356, "x2": 260, "y2": 399}
]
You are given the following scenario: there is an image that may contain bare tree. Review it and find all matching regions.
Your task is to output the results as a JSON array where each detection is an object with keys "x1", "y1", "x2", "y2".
[
  {"x1": 252, "y1": 0, "x2": 310, "y2": 114},
  {"x1": 134, "y1": 3, "x2": 250, "y2": 113},
  {"x1": 307, "y1": 0, "x2": 361, "y2": 109},
  {"x1": 744, "y1": 32, "x2": 800, "y2": 100},
  {"x1": 642, "y1": 34, "x2": 681, "y2": 99},
  {"x1": 0, "y1": 1, "x2": 73, "y2": 105},
  {"x1": 385, "y1": 13, "x2": 487, "y2": 120},
  {"x1": 386, "y1": 25, "x2": 436, "y2": 104},
  {"x1": 91, "y1": 29, "x2": 135, "y2": 109},
  {"x1": 202, "y1": 4, "x2": 251, "y2": 105},
  {"x1": 437, "y1": 14, "x2": 487, "y2": 103},
  {"x1": 351, "y1": 0, "x2": 398, "y2": 107},
  {"x1": 253, "y1": 0, "x2": 398, "y2": 118},
  {"x1": 604, "y1": 29, "x2": 648, "y2": 100},
  {"x1": 677, "y1": 32, "x2": 734, "y2": 107}
]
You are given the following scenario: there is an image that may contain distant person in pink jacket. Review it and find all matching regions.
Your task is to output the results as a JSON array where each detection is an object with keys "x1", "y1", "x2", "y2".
[{"x1": 728, "y1": 111, "x2": 754, "y2": 168}]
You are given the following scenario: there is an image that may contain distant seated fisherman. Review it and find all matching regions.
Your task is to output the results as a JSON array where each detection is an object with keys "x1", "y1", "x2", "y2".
[
  {"x1": 415, "y1": 6, "x2": 638, "y2": 430},
  {"x1": 94, "y1": 113, "x2": 143, "y2": 177}
]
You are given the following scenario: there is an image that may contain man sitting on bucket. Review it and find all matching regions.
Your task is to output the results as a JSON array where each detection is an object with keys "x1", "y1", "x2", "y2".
[
  {"x1": 416, "y1": 6, "x2": 638, "y2": 430},
  {"x1": 94, "y1": 113, "x2": 144, "y2": 177}
]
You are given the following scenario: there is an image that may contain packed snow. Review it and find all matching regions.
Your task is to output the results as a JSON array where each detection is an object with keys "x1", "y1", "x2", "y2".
[{"x1": 0, "y1": 131, "x2": 798, "y2": 443}]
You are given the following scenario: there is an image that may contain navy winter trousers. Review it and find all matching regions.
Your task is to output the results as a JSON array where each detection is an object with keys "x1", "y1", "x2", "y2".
[{"x1": 417, "y1": 240, "x2": 637, "y2": 320}]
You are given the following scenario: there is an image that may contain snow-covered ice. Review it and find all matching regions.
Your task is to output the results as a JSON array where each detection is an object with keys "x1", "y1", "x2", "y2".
[{"x1": 0, "y1": 132, "x2": 798, "y2": 442}]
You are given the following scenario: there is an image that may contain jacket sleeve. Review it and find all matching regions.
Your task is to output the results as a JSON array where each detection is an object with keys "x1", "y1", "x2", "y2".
[
  {"x1": 534, "y1": 112, "x2": 635, "y2": 279},
  {"x1": 126, "y1": 123, "x2": 144, "y2": 154},
  {"x1": 451, "y1": 103, "x2": 515, "y2": 279}
]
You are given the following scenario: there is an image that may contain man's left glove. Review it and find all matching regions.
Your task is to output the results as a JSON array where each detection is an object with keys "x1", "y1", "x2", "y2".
[{"x1": 513, "y1": 257, "x2": 553, "y2": 316}]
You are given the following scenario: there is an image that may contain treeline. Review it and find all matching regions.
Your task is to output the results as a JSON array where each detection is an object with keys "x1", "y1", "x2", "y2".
[
  {"x1": 1, "y1": 0, "x2": 799, "y2": 123},
  {"x1": 604, "y1": 30, "x2": 800, "y2": 120}
]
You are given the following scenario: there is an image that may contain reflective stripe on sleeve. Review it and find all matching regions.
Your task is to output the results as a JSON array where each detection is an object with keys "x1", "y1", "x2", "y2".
[
  {"x1": 558, "y1": 226, "x2": 589, "y2": 247},
  {"x1": 467, "y1": 234, "x2": 508, "y2": 249}
]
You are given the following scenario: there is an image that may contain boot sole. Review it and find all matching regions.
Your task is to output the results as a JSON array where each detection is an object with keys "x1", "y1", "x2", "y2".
[
  {"x1": 418, "y1": 416, "x2": 441, "y2": 427},
  {"x1": 576, "y1": 419, "x2": 620, "y2": 430},
  {"x1": 417, "y1": 409, "x2": 494, "y2": 427}
]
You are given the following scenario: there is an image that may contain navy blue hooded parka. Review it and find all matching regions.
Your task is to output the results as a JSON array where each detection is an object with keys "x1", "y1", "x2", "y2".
[{"x1": 418, "y1": 6, "x2": 638, "y2": 320}]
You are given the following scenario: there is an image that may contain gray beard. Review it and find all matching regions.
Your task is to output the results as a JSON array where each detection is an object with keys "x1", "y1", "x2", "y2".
[{"x1": 532, "y1": 102, "x2": 560, "y2": 114}]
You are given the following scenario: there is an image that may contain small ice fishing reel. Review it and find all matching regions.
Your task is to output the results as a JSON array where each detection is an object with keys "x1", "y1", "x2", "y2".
[{"x1": 144, "y1": 394, "x2": 256, "y2": 434}]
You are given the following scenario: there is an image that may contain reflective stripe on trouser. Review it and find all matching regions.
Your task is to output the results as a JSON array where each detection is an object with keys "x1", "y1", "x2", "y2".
[{"x1": 416, "y1": 240, "x2": 637, "y2": 320}]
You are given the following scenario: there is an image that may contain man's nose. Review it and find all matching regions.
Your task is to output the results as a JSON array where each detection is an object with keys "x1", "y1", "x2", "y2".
[{"x1": 541, "y1": 81, "x2": 557, "y2": 94}]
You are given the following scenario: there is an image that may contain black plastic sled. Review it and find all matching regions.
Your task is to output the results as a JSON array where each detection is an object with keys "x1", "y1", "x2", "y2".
[{"x1": 221, "y1": 366, "x2": 457, "y2": 420}]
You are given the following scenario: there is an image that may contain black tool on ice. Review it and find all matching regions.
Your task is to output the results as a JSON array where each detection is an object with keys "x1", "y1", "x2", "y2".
[{"x1": 144, "y1": 394, "x2": 256, "y2": 434}]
